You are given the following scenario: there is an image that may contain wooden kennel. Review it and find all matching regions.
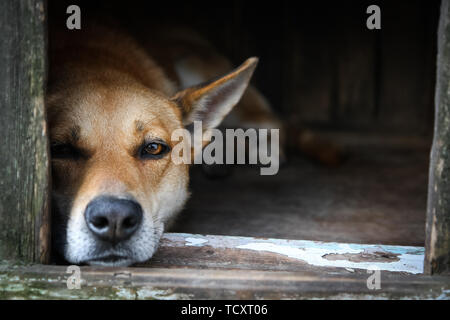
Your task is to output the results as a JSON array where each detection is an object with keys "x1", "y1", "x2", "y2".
[{"x1": 0, "y1": 0, "x2": 449, "y2": 299}]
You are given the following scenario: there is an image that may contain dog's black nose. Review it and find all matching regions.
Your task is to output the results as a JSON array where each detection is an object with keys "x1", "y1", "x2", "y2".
[{"x1": 85, "y1": 196, "x2": 143, "y2": 244}]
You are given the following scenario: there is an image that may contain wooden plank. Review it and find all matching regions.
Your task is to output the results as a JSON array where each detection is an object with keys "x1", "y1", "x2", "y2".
[
  {"x1": 1, "y1": 257, "x2": 450, "y2": 300},
  {"x1": 315, "y1": 131, "x2": 431, "y2": 150},
  {"x1": 335, "y1": 2, "x2": 377, "y2": 128},
  {"x1": 378, "y1": 0, "x2": 434, "y2": 133},
  {"x1": 284, "y1": 3, "x2": 336, "y2": 125},
  {"x1": 0, "y1": 233, "x2": 448, "y2": 299},
  {"x1": 0, "y1": 0, "x2": 50, "y2": 263},
  {"x1": 425, "y1": 0, "x2": 450, "y2": 275},
  {"x1": 146, "y1": 233, "x2": 425, "y2": 275}
]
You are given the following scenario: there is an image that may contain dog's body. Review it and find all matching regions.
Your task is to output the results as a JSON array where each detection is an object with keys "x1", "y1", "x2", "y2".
[{"x1": 47, "y1": 23, "x2": 282, "y2": 266}]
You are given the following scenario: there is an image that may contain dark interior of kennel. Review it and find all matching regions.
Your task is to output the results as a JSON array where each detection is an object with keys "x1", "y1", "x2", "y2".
[{"x1": 49, "y1": 0, "x2": 440, "y2": 247}]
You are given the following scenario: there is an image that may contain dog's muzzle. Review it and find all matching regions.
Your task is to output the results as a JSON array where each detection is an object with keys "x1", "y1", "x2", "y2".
[{"x1": 85, "y1": 196, "x2": 143, "y2": 244}]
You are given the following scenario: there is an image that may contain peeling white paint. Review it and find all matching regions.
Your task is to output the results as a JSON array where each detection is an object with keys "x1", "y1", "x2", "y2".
[
  {"x1": 164, "y1": 233, "x2": 425, "y2": 274},
  {"x1": 237, "y1": 242, "x2": 423, "y2": 274},
  {"x1": 185, "y1": 237, "x2": 208, "y2": 247}
]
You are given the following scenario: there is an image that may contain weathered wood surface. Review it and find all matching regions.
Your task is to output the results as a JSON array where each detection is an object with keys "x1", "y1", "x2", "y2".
[
  {"x1": 0, "y1": 0, "x2": 50, "y2": 263},
  {"x1": 145, "y1": 233, "x2": 425, "y2": 275},
  {"x1": 1, "y1": 233, "x2": 449, "y2": 299},
  {"x1": 335, "y1": 2, "x2": 376, "y2": 128},
  {"x1": 425, "y1": 0, "x2": 450, "y2": 275},
  {"x1": 378, "y1": 1, "x2": 436, "y2": 134},
  {"x1": 0, "y1": 260, "x2": 449, "y2": 300}
]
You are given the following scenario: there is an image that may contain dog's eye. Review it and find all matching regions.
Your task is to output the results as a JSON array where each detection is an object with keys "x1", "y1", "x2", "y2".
[
  {"x1": 140, "y1": 142, "x2": 170, "y2": 159},
  {"x1": 51, "y1": 143, "x2": 82, "y2": 160}
]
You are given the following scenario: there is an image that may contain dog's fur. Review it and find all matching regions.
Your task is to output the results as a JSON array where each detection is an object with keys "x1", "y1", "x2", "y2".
[{"x1": 47, "y1": 23, "x2": 283, "y2": 266}]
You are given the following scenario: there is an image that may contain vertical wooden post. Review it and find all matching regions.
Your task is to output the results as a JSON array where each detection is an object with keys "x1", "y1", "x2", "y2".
[
  {"x1": 0, "y1": 0, "x2": 50, "y2": 264},
  {"x1": 425, "y1": 0, "x2": 450, "y2": 275}
]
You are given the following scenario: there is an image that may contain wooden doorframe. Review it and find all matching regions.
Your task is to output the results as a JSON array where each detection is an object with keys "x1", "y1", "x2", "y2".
[
  {"x1": 425, "y1": 0, "x2": 450, "y2": 276},
  {"x1": 0, "y1": 0, "x2": 50, "y2": 264}
]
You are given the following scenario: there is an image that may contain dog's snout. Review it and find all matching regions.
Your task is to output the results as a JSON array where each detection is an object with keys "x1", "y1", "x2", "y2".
[{"x1": 85, "y1": 197, "x2": 143, "y2": 244}]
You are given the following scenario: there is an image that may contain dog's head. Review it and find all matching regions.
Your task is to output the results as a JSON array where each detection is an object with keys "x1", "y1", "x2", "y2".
[{"x1": 47, "y1": 57, "x2": 258, "y2": 266}]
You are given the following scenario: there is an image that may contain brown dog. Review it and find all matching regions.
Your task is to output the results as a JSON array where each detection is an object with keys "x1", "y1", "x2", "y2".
[{"x1": 47, "y1": 22, "x2": 283, "y2": 266}]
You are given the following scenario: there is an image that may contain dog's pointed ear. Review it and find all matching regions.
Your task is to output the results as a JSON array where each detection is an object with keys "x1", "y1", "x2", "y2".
[{"x1": 171, "y1": 57, "x2": 258, "y2": 131}]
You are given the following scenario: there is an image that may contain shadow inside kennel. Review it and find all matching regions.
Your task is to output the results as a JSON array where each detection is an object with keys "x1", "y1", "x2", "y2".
[
  {"x1": 172, "y1": 139, "x2": 430, "y2": 246},
  {"x1": 168, "y1": 0, "x2": 439, "y2": 246},
  {"x1": 49, "y1": 0, "x2": 440, "y2": 247}
]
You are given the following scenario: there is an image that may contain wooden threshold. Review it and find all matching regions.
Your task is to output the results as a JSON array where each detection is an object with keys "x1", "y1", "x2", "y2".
[
  {"x1": 1, "y1": 233, "x2": 450, "y2": 299},
  {"x1": 146, "y1": 233, "x2": 425, "y2": 274}
]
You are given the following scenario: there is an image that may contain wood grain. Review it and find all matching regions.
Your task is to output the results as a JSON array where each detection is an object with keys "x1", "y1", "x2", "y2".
[
  {"x1": 143, "y1": 233, "x2": 424, "y2": 275},
  {"x1": 1, "y1": 261, "x2": 449, "y2": 299},
  {"x1": 425, "y1": 0, "x2": 450, "y2": 275},
  {"x1": 0, "y1": 0, "x2": 50, "y2": 263}
]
